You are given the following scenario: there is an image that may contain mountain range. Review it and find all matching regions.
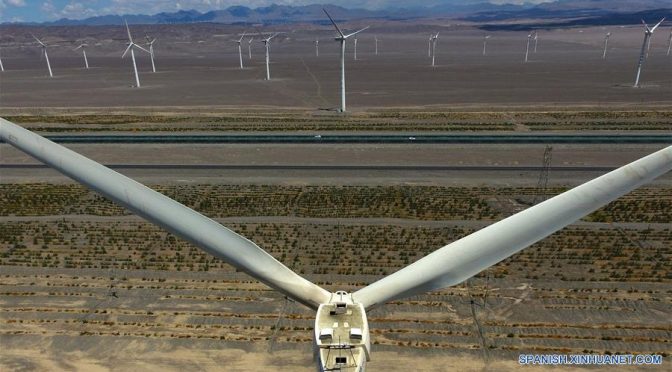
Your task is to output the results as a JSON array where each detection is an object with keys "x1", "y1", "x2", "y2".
[{"x1": 4, "y1": 1, "x2": 671, "y2": 26}]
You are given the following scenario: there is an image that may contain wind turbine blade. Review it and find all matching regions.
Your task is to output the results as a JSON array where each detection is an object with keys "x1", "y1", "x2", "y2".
[
  {"x1": 73, "y1": 45, "x2": 82, "y2": 51},
  {"x1": 32, "y1": 34, "x2": 46, "y2": 47},
  {"x1": 0, "y1": 118, "x2": 332, "y2": 310},
  {"x1": 650, "y1": 18, "x2": 665, "y2": 32},
  {"x1": 238, "y1": 31, "x2": 246, "y2": 42},
  {"x1": 323, "y1": 8, "x2": 345, "y2": 38},
  {"x1": 125, "y1": 19, "x2": 133, "y2": 43},
  {"x1": 134, "y1": 44, "x2": 151, "y2": 54},
  {"x1": 353, "y1": 146, "x2": 672, "y2": 309},
  {"x1": 268, "y1": 32, "x2": 280, "y2": 40},
  {"x1": 122, "y1": 43, "x2": 132, "y2": 58},
  {"x1": 344, "y1": 26, "x2": 370, "y2": 39}
]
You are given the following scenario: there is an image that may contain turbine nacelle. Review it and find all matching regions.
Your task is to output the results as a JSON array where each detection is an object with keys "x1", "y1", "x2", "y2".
[{"x1": 314, "y1": 291, "x2": 370, "y2": 371}]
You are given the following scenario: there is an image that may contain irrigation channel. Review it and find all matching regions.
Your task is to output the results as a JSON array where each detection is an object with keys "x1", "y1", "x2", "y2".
[{"x1": 4, "y1": 134, "x2": 670, "y2": 144}]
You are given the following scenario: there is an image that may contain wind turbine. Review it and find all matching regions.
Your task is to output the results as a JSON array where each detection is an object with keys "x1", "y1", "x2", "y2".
[
  {"x1": 2, "y1": 119, "x2": 672, "y2": 371},
  {"x1": 374, "y1": 36, "x2": 378, "y2": 55},
  {"x1": 483, "y1": 35, "x2": 491, "y2": 56},
  {"x1": 524, "y1": 32, "x2": 532, "y2": 63},
  {"x1": 431, "y1": 32, "x2": 439, "y2": 67},
  {"x1": 248, "y1": 37, "x2": 253, "y2": 59},
  {"x1": 354, "y1": 37, "x2": 358, "y2": 60},
  {"x1": 323, "y1": 8, "x2": 369, "y2": 113},
  {"x1": 73, "y1": 42, "x2": 89, "y2": 69},
  {"x1": 145, "y1": 36, "x2": 157, "y2": 72},
  {"x1": 32, "y1": 35, "x2": 53, "y2": 78},
  {"x1": 634, "y1": 18, "x2": 665, "y2": 88},
  {"x1": 315, "y1": 39, "x2": 319, "y2": 57},
  {"x1": 235, "y1": 32, "x2": 246, "y2": 69},
  {"x1": 533, "y1": 31, "x2": 539, "y2": 53},
  {"x1": 259, "y1": 32, "x2": 280, "y2": 80},
  {"x1": 602, "y1": 32, "x2": 611, "y2": 59},
  {"x1": 0, "y1": 48, "x2": 4, "y2": 72},
  {"x1": 121, "y1": 20, "x2": 150, "y2": 88},
  {"x1": 666, "y1": 29, "x2": 672, "y2": 56}
]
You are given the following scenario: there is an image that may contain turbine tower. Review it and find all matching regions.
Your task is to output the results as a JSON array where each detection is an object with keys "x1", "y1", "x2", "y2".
[
  {"x1": 145, "y1": 36, "x2": 157, "y2": 72},
  {"x1": 235, "y1": 32, "x2": 246, "y2": 69},
  {"x1": 0, "y1": 48, "x2": 4, "y2": 72},
  {"x1": 32, "y1": 35, "x2": 53, "y2": 78},
  {"x1": 634, "y1": 18, "x2": 665, "y2": 88},
  {"x1": 248, "y1": 37, "x2": 253, "y2": 59},
  {"x1": 524, "y1": 33, "x2": 532, "y2": 63},
  {"x1": 73, "y1": 42, "x2": 89, "y2": 69},
  {"x1": 666, "y1": 29, "x2": 672, "y2": 56},
  {"x1": 483, "y1": 35, "x2": 491, "y2": 56},
  {"x1": 121, "y1": 20, "x2": 150, "y2": 88},
  {"x1": 259, "y1": 32, "x2": 280, "y2": 80},
  {"x1": 315, "y1": 39, "x2": 319, "y2": 57},
  {"x1": 375, "y1": 36, "x2": 378, "y2": 55},
  {"x1": 431, "y1": 32, "x2": 439, "y2": 67},
  {"x1": 2, "y1": 118, "x2": 671, "y2": 372},
  {"x1": 354, "y1": 37, "x2": 358, "y2": 60},
  {"x1": 323, "y1": 8, "x2": 369, "y2": 113},
  {"x1": 602, "y1": 32, "x2": 611, "y2": 59}
]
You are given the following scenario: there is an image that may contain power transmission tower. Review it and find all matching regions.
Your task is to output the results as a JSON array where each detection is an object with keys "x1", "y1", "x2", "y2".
[{"x1": 533, "y1": 145, "x2": 553, "y2": 204}]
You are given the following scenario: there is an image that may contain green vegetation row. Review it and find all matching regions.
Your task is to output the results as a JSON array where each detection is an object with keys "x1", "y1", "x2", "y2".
[{"x1": 1, "y1": 183, "x2": 669, "y2": 223}]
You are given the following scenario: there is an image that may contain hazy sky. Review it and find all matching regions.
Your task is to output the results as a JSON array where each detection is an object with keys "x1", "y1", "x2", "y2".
[{"x1": 0, "y1": 1, "x2": 557, "y2": 23}]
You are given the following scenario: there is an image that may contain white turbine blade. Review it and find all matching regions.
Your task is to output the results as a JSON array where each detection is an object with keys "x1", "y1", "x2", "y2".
[
  {"x1": 73, "y1": 45, "x2": 82, "y2": 51},
  {"x1": 0, "y1": 119, "x2": 332, "y2": 310},
  {"x1": 323, "y1": 8, "x2": 345, "y2": 38},
  {"x1": 353, "y1": 146, "x2": 672, "y2": 309},
  {"x1": 650, "y1": 18, "x2": 665, "y2": 32},
  {"x1": 268, "y1": 32, "x2": 280, "y2": 41},
  {"x1": 134, "y1": 43, "x2": 151, "y2": 54},
  {"x1": 344, "y1": 26, "x2": 370, "y2": 39},
  {"x1": 121, "y1": 43, "x2": 132, "y2": 58},
  {"x1": 238, "y1": 31, "x2": 246, "y2": 42},
  {"x1": 32, "y1": 34, "x2": 46, "y2": 47},
  {"x1": 125, "y1": 20, "x2": 133, "y2": 43},
  {"x1": 641, "y1": 19, "x2": 651, "y2": 33}
]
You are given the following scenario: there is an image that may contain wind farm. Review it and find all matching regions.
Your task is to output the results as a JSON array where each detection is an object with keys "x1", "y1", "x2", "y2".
[{"x1": 0, "y1": 3, "x2": 671, "y2": 371}]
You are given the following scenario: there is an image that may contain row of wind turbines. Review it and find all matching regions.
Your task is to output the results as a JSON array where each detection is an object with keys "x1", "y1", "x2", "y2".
[{"x1": 2, "y1": 13, "x2": 670, "y2": 110}]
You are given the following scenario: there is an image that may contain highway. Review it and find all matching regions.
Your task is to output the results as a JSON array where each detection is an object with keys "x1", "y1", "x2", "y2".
[
  {"x1": 0, "y1": 164, "x2": 618, "y2": 172},
  {"x1": 2, "y1": 134, "x2": 670, "y2": 144}
]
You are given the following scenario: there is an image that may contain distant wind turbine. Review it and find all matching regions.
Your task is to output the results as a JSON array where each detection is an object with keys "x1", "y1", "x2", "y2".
[
  {"x1": 248, "y1": 37, "x2": 253, "y2": 59},
  {"x1": 0, "y1": 48, "x2": 4, "y2": 72},
  {"x1": 375, "y1": 36, "x2": 378, "y2": 55},
  {"x1": 73, "y1": 42, "x2": 89, "y2": 69},
  {"x1": 235, "y1": 32, "x2": 246, "y2": 69},
  {"x1": 431, "y1": 32, "x2": 439, "y2": 67},
  {"x1": 666, "y1": 29, "x2": 672, "y2": 56},
  {"x1": 483, "y1": 35, "x2": 491, "y2": 56},
  {"x1": 32, "y1": 35, "x2": 53, "y2": 77},
  {"x1": 259, "y1": 32, "x2": 280, "y2": 80},
  {"x1": 533, "y1": 31, "x2": 539, "y2": 53},
  {"x1": 323, "y1": 8, "x2": 369, "y2": 113},
  {"x1": 524, "y1": 33, "x2": 532, "y2": 63},
  {"x1": 121, "y1": 20, "x2": 150, "y2": 88},
  {"x1": 602, "y1": 32, "x2": 611, "y2": 59},
  {"x1": 634, "y1": 18, "x2": 665, "y2": 88},
  {"x1": 315, "y1": 39, "x2": 319, "y2": 57},
  {"x1": 145, "y1": 36, "x2": 157, "y2": 72}
]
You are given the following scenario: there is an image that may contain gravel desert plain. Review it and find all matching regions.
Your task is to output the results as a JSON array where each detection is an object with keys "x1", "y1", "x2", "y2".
[{"x1": 0, "y1": 17, "x2": 671, "y2": 371}]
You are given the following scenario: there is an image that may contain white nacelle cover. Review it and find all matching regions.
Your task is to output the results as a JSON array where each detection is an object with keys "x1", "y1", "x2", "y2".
[{"x1": 320, "y1": 328, "x2": 334, "y2": 340}]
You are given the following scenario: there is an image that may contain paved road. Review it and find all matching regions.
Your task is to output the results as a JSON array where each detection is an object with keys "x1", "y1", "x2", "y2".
[
  {"x1": 2, "y1": 134, "x2": 670, "y2": 144},
  {"x1": 0, "y1": 164, "x2": 618, "y2": 172}
]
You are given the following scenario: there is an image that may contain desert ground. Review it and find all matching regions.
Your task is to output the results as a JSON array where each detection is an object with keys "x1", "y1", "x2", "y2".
[{"x1": 1, "y1": 19, "x2": 671, "y2": 372}]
